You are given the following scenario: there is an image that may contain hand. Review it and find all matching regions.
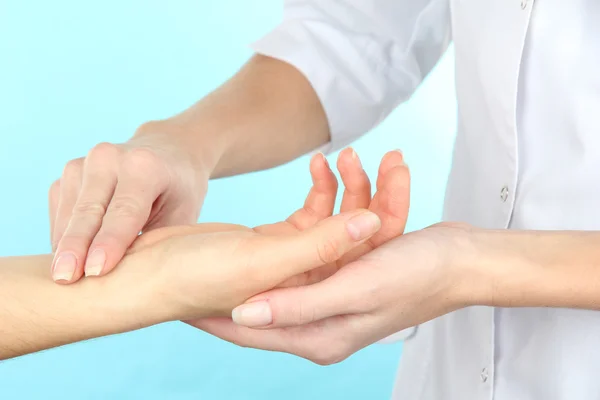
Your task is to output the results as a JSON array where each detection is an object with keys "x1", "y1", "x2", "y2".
[
  {"x1": 48, "y1": 127, "x2": 209, "y2": 284},
  {"x1": 192, "y1": 223, "x2": 475, "y2": 365},
  {"x1": 118, "y1": 209, "x2": 383, "y2": 323}
]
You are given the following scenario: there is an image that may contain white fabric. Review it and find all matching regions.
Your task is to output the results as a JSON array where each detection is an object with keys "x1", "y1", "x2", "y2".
[{"x1": 251, "y1": 0, "x2": 600, "y2": 399}]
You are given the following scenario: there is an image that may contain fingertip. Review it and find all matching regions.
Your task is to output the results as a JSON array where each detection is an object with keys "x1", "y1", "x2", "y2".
[
  {"x1": 310, "y1": 152, "x2": 329, "y2": 172},
  {"x1": 52, "y1": 251, "x2": 84, "y2": 284},
  {"x1": 232, "y1": 300, "x2": 273, "y2": 328},
  {"x1": 337, "y1": 147, "x2": 362, "y2": 171},
  {"x1": 377, "y1": 150, "x2": 406, "y2": 190},
  {"x1": 345, "y1": 210, "x2": 382, "y2": 241},
  {"x1": 309, "y1": 152, "x2": 337, "y2": 189},
  {"x1": 84, "y1": 247, "x2": 107, "y2": 277},
  {"x1": 380, "y1": 150, "x2": 405, "y2": 172},
  {"x1": 381, "y1": 164, "x2": 411, "y2": 194}
]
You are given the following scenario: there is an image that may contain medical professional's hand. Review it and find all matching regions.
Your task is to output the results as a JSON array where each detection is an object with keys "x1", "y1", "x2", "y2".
[
  {"x1": 193, "y1": 222, "x2": 475, "y2": 365},
  {"x1": 48, "y1": 130, "x2": 210, "y2": 284}
]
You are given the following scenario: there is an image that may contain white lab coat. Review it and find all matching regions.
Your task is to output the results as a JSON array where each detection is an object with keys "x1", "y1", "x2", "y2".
[{"x1": 252, "y1": 0, "x2": 600, "y2": 398}]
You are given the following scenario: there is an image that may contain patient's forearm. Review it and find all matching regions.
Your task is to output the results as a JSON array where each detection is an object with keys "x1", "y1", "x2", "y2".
[{"x1": 0, "y1": 255, "x2": 158, "y2": 359}]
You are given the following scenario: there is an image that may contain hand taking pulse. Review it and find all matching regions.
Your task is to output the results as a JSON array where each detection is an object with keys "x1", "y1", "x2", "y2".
[{"x1": 48, "y1": 131, "x2": 210, "y2": 283}]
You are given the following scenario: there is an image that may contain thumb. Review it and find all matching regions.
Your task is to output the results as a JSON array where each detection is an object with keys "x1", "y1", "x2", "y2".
[
  {"x1": 257, "y1": 209, "x2": 381, "y2": 283},
  {"x1": 231, "y1": 274, "x2": 361, "y2": 328}
]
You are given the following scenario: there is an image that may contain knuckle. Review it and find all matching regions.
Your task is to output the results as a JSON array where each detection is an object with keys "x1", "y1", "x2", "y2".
[
  {"x1": 294, "y1": 302, "x2": 316, "y2": 325},
  {"x1": 56, "y1": 233, "x2": 89, "y2": 252},
  {"x1": 88, "y1": 142, "x2": 120, "y2": 161},
  {"x1": 72, "y1": 201, "x2": 107, "y2": 218},
  {"x1": 307, "y1": 343, "x2": 349, "y2": 366},
  {"x1": 108, "y1": 196, "x2": 143, "y2": 218},
  {"x1": 62, "y1": 158, "x2": 83, "y2": 179},
  {"x1": 348, "y1": 176, "x2": 370, "y2": 193},
  {"x1": 49, "y1": 179, "x2": 61, "y2": 196},
  {"x1": 123, "y1": 148, "x2": 163, "y2": 171},
  {"x1": 316, "y1": 238, "x2": 343, "y2": 264},
  {"x1": 228, "y1": 337, "x2": 250, "y2": 350}
]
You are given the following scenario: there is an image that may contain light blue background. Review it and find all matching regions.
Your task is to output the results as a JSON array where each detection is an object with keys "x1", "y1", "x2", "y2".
[{"x1": 0, "y1": 1, "x2": 456, "y2": 399}]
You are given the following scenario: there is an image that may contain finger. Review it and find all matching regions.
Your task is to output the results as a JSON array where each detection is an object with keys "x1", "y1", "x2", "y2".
[
  {"x1": 48, "y1": 179, "x2": 61, "y2": 244},
  {"x1": 256, "y1": 209, "x2": 381, "y2": 284},
  {"x1": 231, "y1": 269, "x2": 366, "y2": 328},
  {"x1": 287, "y1": 152, "x2": 338, "y2": 230},
  {"x1": 337, "y1": 148, "x2": 371, "y2": 212},
  {"x1": 191, "y1": 314, "x2": 363, "y2": 365},
  {"x1": 53, "y1": 147, "x2": 120, "y2": 283},
  {"x1": 338, "y1": 151, "x2": 410, "y2": 264},
  {"x1": 368, "y1": 151, "x2": 410, "y2": 247},
  {"x1": 85, "y1": 148, "x2": 170, "y2": 277},
  {"x1": 51, "y1": 159, "x2": 85, "y2": 283},
  {"x1": 52, "y1": 158, "x2": 84, "y2": 252},
  {"x1": 189, "y1": 317, "x2": 300, "y2": 353},
  {"x1": 376, "y1": 149, "x2": 404, "y2": 191}
]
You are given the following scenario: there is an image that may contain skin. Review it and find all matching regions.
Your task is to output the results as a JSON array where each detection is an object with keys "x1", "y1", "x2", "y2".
[
  {"x1": 5, "y1": 149, "x2": 407, "y2": 360},
  {"x1": 195, "y1": 225, "x2": 600, "y2": 366},
  {"x1": 47, "y1": 52, "x2": 600, "y2": 368},
  {"x1": 48, "y1": 55, "x2": 328, "y2": 282}
]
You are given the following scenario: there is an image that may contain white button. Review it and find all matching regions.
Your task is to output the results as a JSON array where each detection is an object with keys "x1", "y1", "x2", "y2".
[
  {"x1": 500, "y1": 186, "x2": 509, "y2": 202},
  {"x1": 481, "y1": 368, "x2": 489, "y2": 383},
  {"x1": 521, "y1": 0, "x2": 528, "y2": 9}
]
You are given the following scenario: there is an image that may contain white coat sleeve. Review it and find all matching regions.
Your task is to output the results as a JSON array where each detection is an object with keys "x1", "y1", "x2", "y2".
[{"x1": 251, "y1": 0, "x2": 452, "y2": 153}]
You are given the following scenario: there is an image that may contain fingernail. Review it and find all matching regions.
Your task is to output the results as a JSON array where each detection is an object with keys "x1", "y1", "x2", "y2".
[
  {"x1": 232, "y1": 301, "x2": 273, "y2": 327},
  {"x1": 52, "y1": 253, "x2": 77, "y2": 282},
  {"x1": 346, "y1": 211, "x2": 381, "y2": 241},
  {"x1": 319, "y1": 152, "x2": 330, "y2": 168},
  {"x1": 349, "y1": 148, "x2": 362, "y2": 168},
  {"x1": 85, "y1": 249, "x2": 106, "y2": 277},
  {"x1": 393, "y1": 150, "x2": 406, "y2": 165}
]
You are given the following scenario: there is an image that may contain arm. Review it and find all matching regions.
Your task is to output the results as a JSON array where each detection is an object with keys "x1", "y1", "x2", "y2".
[
  {"x1": 465, "y1": 229, "x2": 600, "y2": 310},
  {"x1": 50, "y1": 0, "x2": 452, "y2": 283},
  {"x1": 0, "y1": 254, "x2": 160, "y2": 359},
  {"x1": 136, "y1": 55, "x2": 330, "y2": 179},
  {"x1": 196, "y1": 225, "x2": 600, "y2": 365},
  {"x1": 0, "y1": 207, "x2": 381, "y2": 360},
  {"x1": 135, "y1": 0, "x2": 453, "y2": 179},
  {"x1": 47, "y1": 55, "x2": 329, "y2": 283}
]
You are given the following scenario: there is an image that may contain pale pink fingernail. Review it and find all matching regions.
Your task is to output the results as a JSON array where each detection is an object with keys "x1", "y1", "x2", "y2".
[
  {"x1": 52, "y1": 253, "x2": 77, "y2": 282},
  {"x1": 319, "y1": 152, "x2": 330, "y2": 168},
  {"x1": 85, "y1": 248, "x2": 106, "y2": 277},
  {"x1": 346, "y1": 211, "x2": 381, "y2": 241},
  {"x1": 350, "y1": 148, "x2": 363, "y2": 168},
  {"x1": 232, "y1": 301, "x2": 273, "y2": 327}
]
